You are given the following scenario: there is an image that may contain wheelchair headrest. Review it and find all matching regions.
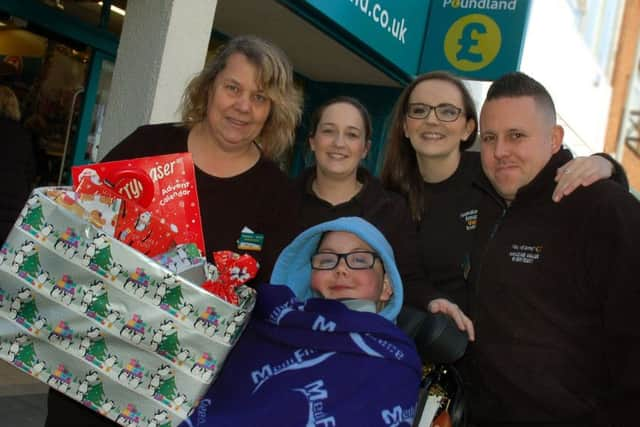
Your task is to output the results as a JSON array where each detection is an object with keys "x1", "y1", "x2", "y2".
[{"x1": 396, "y1": 305, "x2": 468, "y2": 364}]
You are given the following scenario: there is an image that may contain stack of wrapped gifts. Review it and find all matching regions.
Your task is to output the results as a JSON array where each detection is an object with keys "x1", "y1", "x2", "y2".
[{"x1": 0, "y1": 153, "x2": 257, "y2": 426}]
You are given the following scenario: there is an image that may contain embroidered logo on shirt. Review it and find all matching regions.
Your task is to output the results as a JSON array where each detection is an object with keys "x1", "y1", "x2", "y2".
[
  {"x1": 459, "y1": 209, "x2": 478, "y2": 231},
  {"x1": 509, "y1": 244, "x2": 543, "y2": 264},
  {"x1": 293, "y1": 379, "x2": 336, "y2": 426}
]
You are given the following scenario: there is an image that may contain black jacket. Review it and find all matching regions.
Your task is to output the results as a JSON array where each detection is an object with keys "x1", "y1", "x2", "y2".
[
  {"x1": 416, "y1": 150, "x2": 483, "y2": 314},
  {"x1": 467, "y1": 149, "x2": 640, "y2": 426},
  {"x1": 414, "y1": 149, "x2": 629, "y2": 316}
]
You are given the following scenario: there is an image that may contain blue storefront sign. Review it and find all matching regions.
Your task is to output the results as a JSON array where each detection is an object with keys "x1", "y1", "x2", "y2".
[
  {"x1": 420, "y1": 0, "x2": 531, "y2": 80},
  {"x1": 303, "y1": 0, "x2": 431, "y2": 77}
]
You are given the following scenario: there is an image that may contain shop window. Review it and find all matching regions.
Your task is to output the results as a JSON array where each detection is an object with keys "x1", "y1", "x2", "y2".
[
  {"x1": 0, "y1": 21, "x2": 91, "y2": 185},
  {"x1": 84, "y1": 57, "x2": 113, "y2": 163},
  {"x1": 22, "y1": 42, "x2": 89, "y2": 185}
]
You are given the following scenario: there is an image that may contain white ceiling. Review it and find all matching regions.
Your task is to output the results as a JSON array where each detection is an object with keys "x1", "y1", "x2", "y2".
[{"x1": 212, "y1": 0, "x2": 400, "y2": 87}]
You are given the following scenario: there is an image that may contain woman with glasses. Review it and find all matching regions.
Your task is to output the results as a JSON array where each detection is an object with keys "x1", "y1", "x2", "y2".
[
  {"x1": 183, "y1": 217, "x2": 422, "y2": 426},
  {"x1": 381, "y1": 70, "x2": 624, "y2": 315},
  {"x1": 295, "y1": 96, "x2": 474, "y2": 337}
]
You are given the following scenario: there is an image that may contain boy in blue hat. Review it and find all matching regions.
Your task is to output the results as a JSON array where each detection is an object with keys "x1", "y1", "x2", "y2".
[
  {"x1": 184, "y1": 217, "x2": 421, "y2": 427},
  {"x1": 308, "y1": 229, "x2": 393, "y2": 314}
]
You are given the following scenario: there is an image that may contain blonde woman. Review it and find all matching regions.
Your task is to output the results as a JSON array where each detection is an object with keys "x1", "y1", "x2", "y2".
[
  {"x1": 100, "y1": 35, "x2": 303, "y2": 285},
  {"x1": 46, "y1": 35, "x2": 303, "y2": 427}
]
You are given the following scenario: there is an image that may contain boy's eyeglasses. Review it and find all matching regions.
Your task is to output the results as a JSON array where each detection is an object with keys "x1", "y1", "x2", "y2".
[
  {"x1": 406, "y1": 103, "x2": 463, "y2": 122},
  {"x1": 311, "y1": 251, "x2": 381, "y2": 270}
]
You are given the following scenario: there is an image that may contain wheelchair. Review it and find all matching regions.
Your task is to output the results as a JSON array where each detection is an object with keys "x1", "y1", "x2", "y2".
[{"x1": 397, "y1": 306, "x2": 469, "y2": 427}]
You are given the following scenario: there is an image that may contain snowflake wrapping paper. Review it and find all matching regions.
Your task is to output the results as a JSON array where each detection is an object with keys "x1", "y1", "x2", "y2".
[{"x1": 0, "y1": 187, "x2": 256, "y2": 427}]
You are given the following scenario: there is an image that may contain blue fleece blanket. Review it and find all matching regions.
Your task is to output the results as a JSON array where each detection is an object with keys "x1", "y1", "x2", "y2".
[{"x1": 181, "y1": 284, "x2": 422, "y2": 427}]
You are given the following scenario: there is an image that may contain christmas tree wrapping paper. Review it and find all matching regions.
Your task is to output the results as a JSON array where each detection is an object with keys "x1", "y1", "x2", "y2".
[{"x1": 0, "y1": 188, "x2": 255, "y2": 427}]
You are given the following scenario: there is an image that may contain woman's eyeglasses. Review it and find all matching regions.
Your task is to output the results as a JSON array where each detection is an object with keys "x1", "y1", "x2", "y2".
[
  {"x1": 311, "y1": 251, "x2": 380, "y2": 270},
  {"x1": 407, "y1": 103, "x2": 463, "y2": 122}
]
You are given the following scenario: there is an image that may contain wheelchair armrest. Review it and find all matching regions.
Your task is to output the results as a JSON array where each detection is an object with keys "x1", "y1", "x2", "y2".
[{"x1": 397, "y1": 305, "x2": 468, "y2": 364}]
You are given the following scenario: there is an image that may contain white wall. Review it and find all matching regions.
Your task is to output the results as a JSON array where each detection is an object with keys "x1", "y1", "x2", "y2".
[
  {"x1": 467, "y1": 1, "x2": 613, "y2": 156},
  {"x1": 99, "y1": 0, "x2": 217, "y2": 159}
]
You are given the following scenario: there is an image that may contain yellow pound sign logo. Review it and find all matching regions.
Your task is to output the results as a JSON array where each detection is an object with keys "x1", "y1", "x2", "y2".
[{"x1": 444, "y1": 14, "x2": 501, "y2": 72}]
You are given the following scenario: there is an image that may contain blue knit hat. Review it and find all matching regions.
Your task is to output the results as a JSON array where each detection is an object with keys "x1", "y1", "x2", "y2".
[{"x1": 270, "y1": 217, "x2": 403, "y2": 322}]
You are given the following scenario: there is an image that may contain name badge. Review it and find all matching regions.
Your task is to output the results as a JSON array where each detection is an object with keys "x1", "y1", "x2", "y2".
[{"x1": 237, "y1": 228, "x2": 264, "y2": 251}]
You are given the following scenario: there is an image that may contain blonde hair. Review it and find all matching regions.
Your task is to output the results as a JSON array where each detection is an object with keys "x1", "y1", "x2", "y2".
[
  {"x1": 0, "y1": 86, "x2": 21, "y2": 121},
  {"x1": 180, "y1": 35, "x2": 303, "y2": 160}
]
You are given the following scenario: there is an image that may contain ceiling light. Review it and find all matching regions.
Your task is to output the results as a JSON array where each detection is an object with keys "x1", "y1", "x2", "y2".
[{"x1": 98, "y1": 2, "x2": 126, "y2": 17}]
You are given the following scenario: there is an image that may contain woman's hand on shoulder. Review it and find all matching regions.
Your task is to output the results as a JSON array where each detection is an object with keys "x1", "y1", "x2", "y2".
[
  {"x1": 428, "y1": 298, "x2": 475, "y2": 341},
  {"x1": 553, "y1": 155, "x2": 614, "y2": 202}
]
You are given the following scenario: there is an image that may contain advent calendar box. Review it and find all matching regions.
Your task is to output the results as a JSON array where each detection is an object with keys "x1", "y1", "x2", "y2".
[{"x1": 71, "y1": 153, "x2": 205, "y2": 258}]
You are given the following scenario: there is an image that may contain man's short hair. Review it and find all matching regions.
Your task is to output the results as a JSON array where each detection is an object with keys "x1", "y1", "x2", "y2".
[{"x1": 485, "y1": 72, "x2": 557, "y2": 124}]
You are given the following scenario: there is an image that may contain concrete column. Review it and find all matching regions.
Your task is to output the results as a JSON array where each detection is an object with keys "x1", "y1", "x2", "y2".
[{"x1": 99, "y1": 0, "x2": 217, "y2": 159}]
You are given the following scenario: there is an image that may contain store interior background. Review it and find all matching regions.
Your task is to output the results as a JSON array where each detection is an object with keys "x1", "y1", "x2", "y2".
[{"x1": 0, "y1": 0, "x2": 125, "y2": 186}]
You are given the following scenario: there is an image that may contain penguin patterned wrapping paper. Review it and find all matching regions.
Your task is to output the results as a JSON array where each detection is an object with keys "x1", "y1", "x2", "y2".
[{"x1": 0, "y1": 188, "x2": 255, "y2": 427}]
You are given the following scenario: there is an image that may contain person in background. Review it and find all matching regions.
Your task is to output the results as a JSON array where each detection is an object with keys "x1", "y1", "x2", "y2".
[
  {"x1": 467, "y1": 71, "x2": 639, "y2": 426},
  {"x1": 0, "y1": 85, "x2": 35, "y2": 241},
  {"x1": 46, "y1": 34, "x2": 303, "y2": 427},
  {"x1": 295, "y1": 96, "x2": 474, "y2": 338},
  {"x1": 24, "y1": 113, "x2": 49, "y2": 186},
  {"x1": 381, "y1": 71, "x2": 626, "y2": 315},
  {"x1": 185, "y1": 217, "x2": 422, "y2": 426}
]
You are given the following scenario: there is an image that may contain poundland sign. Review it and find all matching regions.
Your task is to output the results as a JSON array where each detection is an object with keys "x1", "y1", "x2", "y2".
[
  {"x1": 420, "y1": 0, "x2": 531, "y2": 80},
  {"x1": 304, "y1": 0, "x2": 431, "y2": 76},
  {"x1": 294, "y1": 0, "x2": 529, "y2": 81}
]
